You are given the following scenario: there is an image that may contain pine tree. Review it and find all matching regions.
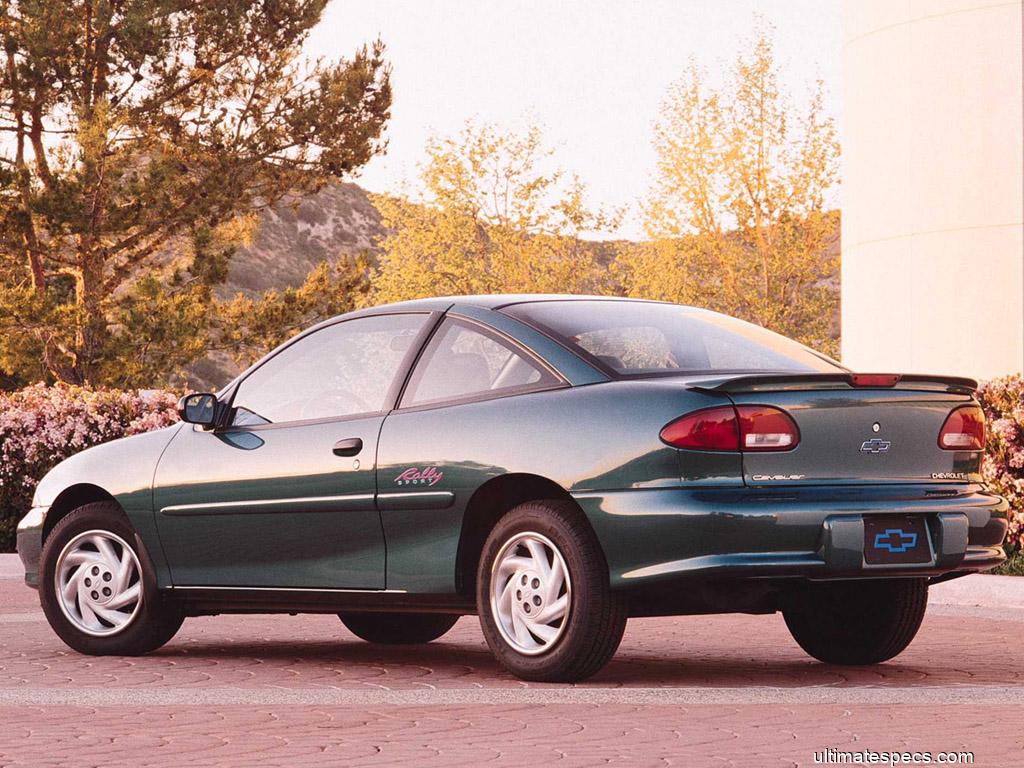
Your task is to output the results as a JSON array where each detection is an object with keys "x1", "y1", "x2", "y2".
[{"x1": 0, "y1": 1, "x2": 391, "y2": 386}]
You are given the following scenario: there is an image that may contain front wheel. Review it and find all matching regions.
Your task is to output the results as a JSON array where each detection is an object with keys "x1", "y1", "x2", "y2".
[
  {"x1": 339, "y1": 612, "x2": 459, "y2": 644},
  {"x1": 782, "y1": 578, "x2": 928, "y2": 665},
  {"x1": 477, "y1": 500, "x2": 626, "y2": 682},
  {"x1": 38, "y1": 502, "x2": 184, "y2": 656}
]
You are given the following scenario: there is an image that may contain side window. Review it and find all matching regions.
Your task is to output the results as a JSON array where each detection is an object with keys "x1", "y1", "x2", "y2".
[
  {"x1": 402, "y1": 319, "x2": 561, "y2": 408},
  {"x1": 231, "y1": 314, "x2": 427, "y2": 426}
]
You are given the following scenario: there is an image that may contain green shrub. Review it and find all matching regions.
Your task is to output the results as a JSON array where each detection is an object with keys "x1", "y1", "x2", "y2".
[{"x1": 993, "y1": 550, "x2": 1024, "y2": 576}]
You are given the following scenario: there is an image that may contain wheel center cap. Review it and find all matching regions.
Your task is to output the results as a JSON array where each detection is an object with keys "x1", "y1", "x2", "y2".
[
  {"x1": 82, "y1": 566, "x2": 115, "y2": 604},
  {"x1": 514, "y1": 570, "x2": 545, "y2": 615}
]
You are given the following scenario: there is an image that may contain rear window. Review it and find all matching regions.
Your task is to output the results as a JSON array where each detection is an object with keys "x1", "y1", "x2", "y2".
[{"x1": 501, "y1": 300, "x2": 842, "y2": 376}]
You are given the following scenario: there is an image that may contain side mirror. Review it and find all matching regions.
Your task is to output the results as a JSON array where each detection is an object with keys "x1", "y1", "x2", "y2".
[{"x1": 177, "y1": 393, "x2": 219, "y2": 427}]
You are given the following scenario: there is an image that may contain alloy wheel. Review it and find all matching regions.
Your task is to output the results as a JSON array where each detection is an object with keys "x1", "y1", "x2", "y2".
[
  {"x1": 54, "y1": 529, "x2": 143, "y2": 637},
  {"x1": 490, "y1": 531, "x2": 571, "y2": 655}
]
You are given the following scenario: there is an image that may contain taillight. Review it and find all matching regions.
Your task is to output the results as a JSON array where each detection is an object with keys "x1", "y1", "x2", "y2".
[
  {"x1": 659, "y1": 406, "x2": 739, "y2": 451},
  {"x1": 736, "y1": 406, "x2": 801, "y2": 451},
  {"x1": 938, "y1": 405, "x2": 986, "y2": 450},
  {"x1": 660, "y1": 405, "x2": 799, "y2": 452}
]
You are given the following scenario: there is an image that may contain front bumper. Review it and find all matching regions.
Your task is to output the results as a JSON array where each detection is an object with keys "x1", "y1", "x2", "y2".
[
  {"x1": 575, "y1": 484, "x2": 1008, "y2": 589},
  {"x1": 16, "y1": 506, "x2": 46, "y2": 588}
]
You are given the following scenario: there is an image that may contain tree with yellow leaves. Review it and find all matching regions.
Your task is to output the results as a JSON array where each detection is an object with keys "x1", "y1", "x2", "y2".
[
  {"x1": 617, "y1": 31, "x2": 840, "y2": 356},
  {"x1": 371, "y1": 123, "x2": 619, "y2": 303}
]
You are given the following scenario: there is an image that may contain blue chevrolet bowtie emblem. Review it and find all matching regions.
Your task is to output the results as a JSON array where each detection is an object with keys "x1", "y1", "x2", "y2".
[{"x1": 874, "y1": 528, "x2": 918, "y2": 553}]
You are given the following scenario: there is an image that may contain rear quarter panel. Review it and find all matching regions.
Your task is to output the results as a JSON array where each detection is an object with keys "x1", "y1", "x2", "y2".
[{"x1": 376, "y1": 380, "x2": 738, "y2": 591}]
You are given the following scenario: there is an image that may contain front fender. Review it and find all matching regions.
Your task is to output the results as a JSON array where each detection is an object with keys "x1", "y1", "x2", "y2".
[{"x1": 19, "y1": 424, "x2": 183, "y2": 587}]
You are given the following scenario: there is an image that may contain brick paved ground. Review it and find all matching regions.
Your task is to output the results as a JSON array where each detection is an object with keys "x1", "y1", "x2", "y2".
[{"x1": 1, "y1": 557, "x2": 1021, "y2": 767}]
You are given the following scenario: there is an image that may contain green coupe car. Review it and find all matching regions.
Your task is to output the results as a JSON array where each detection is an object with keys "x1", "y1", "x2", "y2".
[{"x1": 16, "y1": 296, "x2": 1008, "y2": 681}]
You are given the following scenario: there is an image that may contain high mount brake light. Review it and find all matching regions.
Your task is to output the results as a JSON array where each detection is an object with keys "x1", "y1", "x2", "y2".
[
  {"x1": 938, "y1": 405, "x2": 986, "y2": 451},
  {"x1": 849, "y1": 373, "x2": 902, "y2": 387},
  {"x1": 660, "y1": 405, "x2": 800, "y2": 452}
]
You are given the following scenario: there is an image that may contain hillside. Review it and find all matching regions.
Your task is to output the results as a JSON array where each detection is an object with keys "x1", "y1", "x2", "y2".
[
  {"x1": 187, "y1": 183, "x2": 384, "y2": 389},
  {"x1": 224, "y1": 182, "x2": 385, "y2": 297}
]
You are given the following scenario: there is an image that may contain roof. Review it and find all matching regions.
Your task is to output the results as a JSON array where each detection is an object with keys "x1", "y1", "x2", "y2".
[{"x1": 347, "y1": 293, "x2": 673, "y2": 315}]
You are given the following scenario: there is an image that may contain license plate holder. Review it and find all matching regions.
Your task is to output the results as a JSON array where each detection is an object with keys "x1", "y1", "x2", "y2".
[{"x1": 863, "y1": 515, "x2": 932, "y2": 565}]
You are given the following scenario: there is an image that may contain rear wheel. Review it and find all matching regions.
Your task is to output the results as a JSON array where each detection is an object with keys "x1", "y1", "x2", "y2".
[
  {"x1": 339, "y1": 612, "x2": 459, "y2": 644},
  {"x1": 782, "y1": 578, "x2": 928, "y2": 665},
  {"x1": 39, "y1": 502, "x2": 184, "y2": 656},
  {"x1": 477, "y1": 500, "x2": 626, "y2": 682}
]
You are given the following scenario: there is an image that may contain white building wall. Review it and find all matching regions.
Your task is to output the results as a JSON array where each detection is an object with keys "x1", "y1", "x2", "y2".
[{"x1": 841, "y1": 0, "x2": 1024, "y2": 380}]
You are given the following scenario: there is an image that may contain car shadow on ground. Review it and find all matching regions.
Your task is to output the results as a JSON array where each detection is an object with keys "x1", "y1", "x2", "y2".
[{"x1": 150, "y1": 635, "x2": 960, "y2": 688}]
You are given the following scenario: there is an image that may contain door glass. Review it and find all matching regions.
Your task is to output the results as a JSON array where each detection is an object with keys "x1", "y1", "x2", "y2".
[
  {"x1": 402, "y1": 320, "x2": 560, "y2": 407},
  {"x1": 231, "y1": 314, "x2": 427, "y2": 425}
]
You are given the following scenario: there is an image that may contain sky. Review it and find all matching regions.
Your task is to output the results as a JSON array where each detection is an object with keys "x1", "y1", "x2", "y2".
[{"x1": 306, "y1": 0, "x2": 842, "y2": 239}]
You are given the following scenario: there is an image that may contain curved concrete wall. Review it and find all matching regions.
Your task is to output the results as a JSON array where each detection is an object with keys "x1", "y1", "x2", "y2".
[{"x1": 841, "y1": 0, "x2": 1023, "y2": 380}]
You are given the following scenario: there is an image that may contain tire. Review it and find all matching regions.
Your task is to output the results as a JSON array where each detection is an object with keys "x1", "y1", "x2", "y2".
[
  {"x1": 339, "y1": 612, "x2": 459, "y2": 644},
  {"x1": 38, "y1": 502, "x2": 185, "y2": 656},
  {"x1": 476, "y1": 499, "x2": 627, "y2": 682},
  {"x1": 782, "y1": 578, "x2": 928, "y2": 665}
]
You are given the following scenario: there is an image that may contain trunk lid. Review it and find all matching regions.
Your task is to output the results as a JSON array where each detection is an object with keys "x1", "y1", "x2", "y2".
[{"x1": 687, "y1": 374, "x2": 982, "y2": 486}]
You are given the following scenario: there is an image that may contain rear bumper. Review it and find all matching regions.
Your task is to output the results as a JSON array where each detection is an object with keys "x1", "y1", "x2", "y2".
[{"x1": 574, "y1": 484, "x2": 1008, "y2": 589}]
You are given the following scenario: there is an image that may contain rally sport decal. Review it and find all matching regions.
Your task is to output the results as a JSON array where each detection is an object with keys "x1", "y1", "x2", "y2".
[{"x1": 394, "y1": 467, "x2": 444, "y2": 487}]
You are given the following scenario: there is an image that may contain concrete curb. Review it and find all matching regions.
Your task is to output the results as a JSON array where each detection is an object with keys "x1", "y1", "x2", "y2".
[
  {"x1": 0, "y1": 554, "x2": 21, "y2": 580},
  {"x1": 0, "y1": 685, "x2": 1022, "y2": 707},
  {"x1": 929, "y1": 573, "x2": 1023, "y2": 609}
]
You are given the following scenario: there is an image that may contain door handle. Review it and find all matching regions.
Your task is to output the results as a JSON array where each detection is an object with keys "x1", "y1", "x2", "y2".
[{"x1": 333, "y1": 437, "x2": 363, "y2": 457}]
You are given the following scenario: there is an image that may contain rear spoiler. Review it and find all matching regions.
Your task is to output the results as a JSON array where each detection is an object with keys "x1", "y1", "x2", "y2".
[{"x1": 686, "y1": 373, "x2": 978, "y2": 395}]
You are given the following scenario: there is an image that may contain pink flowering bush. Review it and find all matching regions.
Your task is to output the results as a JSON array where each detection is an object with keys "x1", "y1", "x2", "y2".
[
  {"x1": 0, "y1": 384, "x2": 179, "y2": 551},
  {"x1": 978, "y1": 375, "x2": 1024, "y2": 552}
]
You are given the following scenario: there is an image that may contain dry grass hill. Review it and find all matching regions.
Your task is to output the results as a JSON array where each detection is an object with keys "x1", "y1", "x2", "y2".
[{"x1": 225, "y1": 182, "x2": 384, "y2": 297}]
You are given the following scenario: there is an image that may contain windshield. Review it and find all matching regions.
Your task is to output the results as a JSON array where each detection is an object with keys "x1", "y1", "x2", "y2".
[{"x1": 501, "y1": 300, "x2": 843, "y2": 376}]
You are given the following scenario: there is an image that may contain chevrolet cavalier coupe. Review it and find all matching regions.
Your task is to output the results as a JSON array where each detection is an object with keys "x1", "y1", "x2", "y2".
[{"x1": 17, "y1": 296, "x2": 1008, "y2": 681}]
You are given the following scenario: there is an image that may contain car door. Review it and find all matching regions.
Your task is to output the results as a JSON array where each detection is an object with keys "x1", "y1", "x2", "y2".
[
  {"x1": 153, "y1": 312, "x2": 434, "y2": 589},
  {"x1": 376, "y1": 316, "x2": 566, "y2": 592}
]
